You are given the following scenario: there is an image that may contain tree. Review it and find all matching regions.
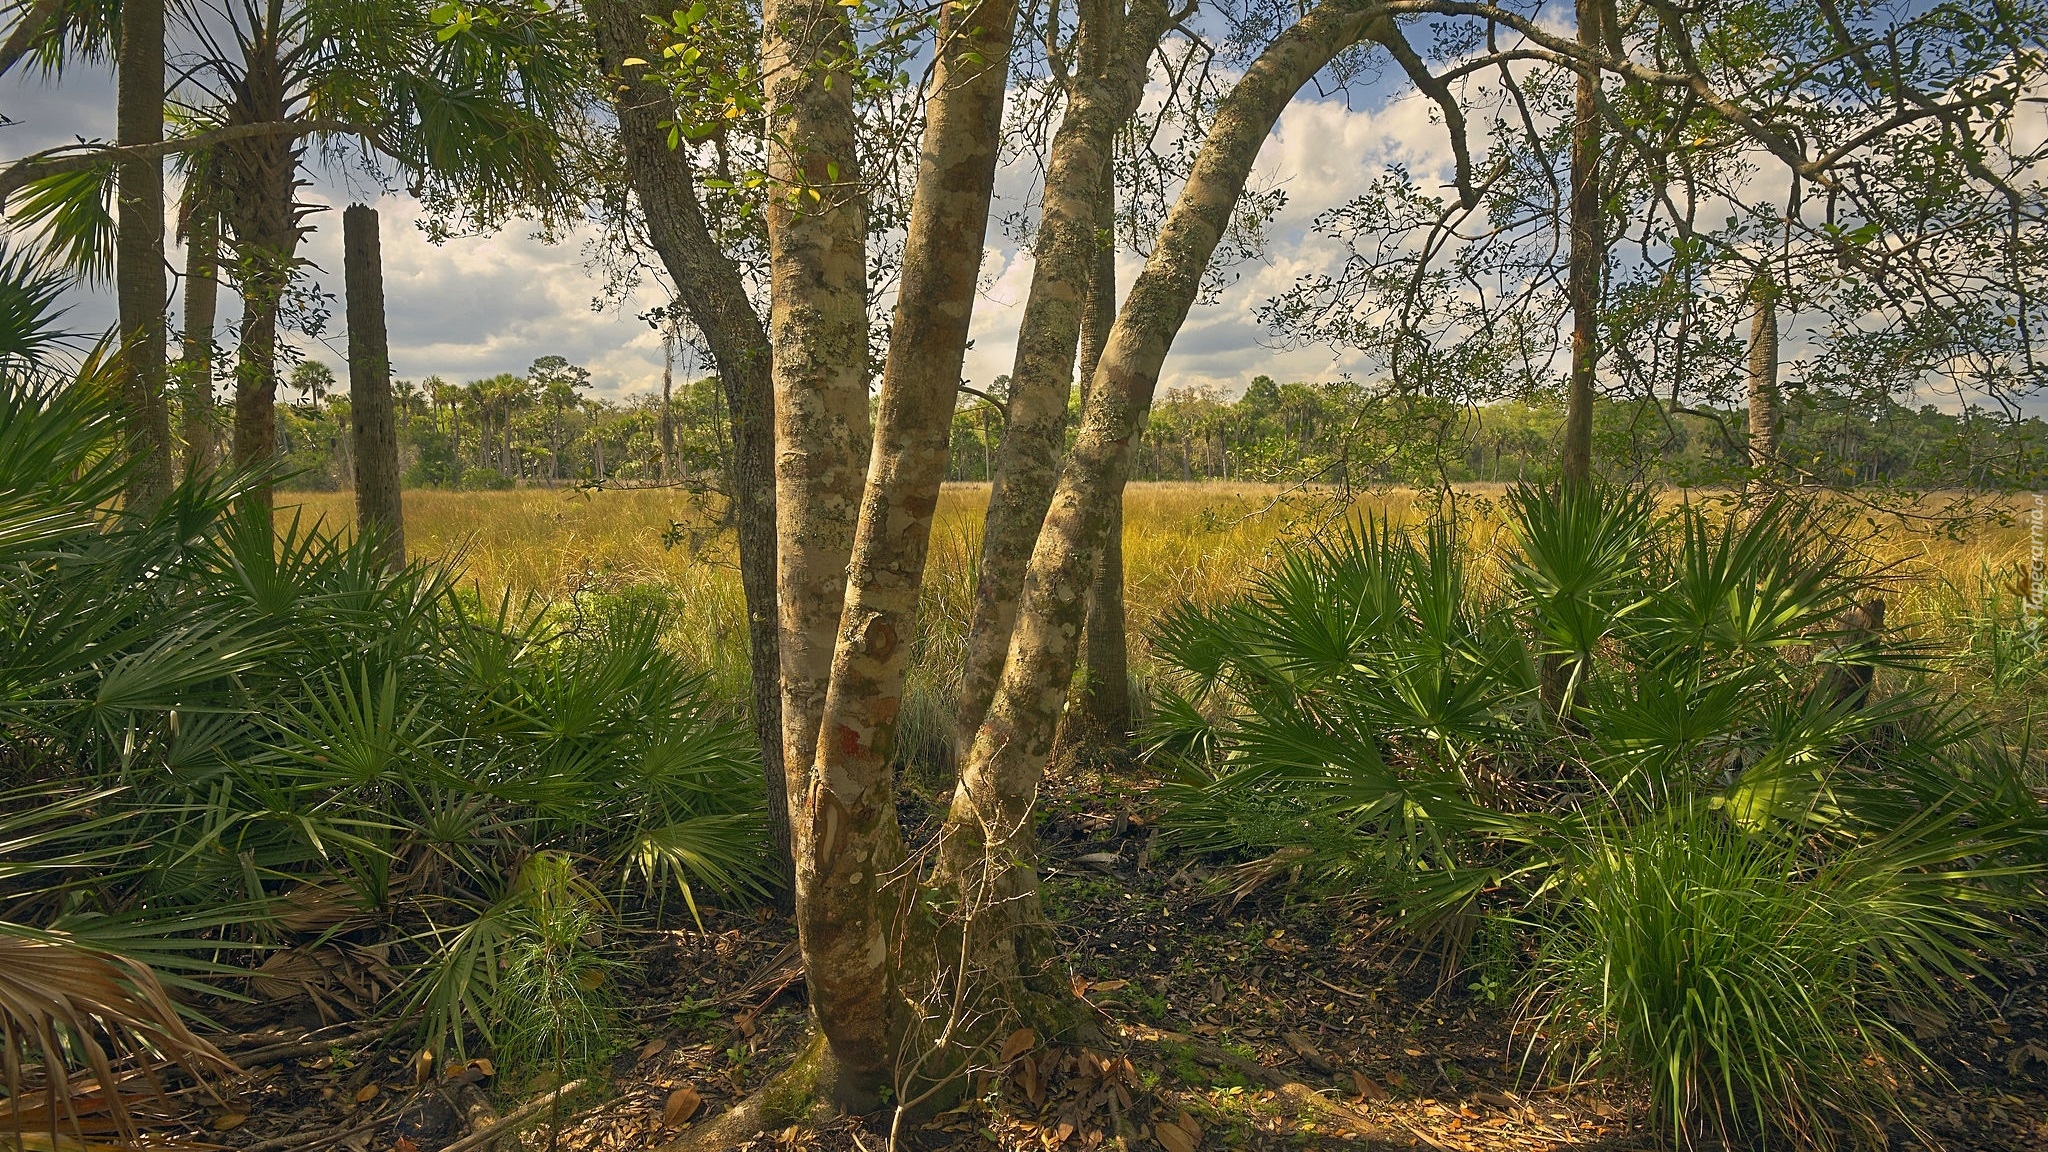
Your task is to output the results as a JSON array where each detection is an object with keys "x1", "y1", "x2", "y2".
[
  {"x1": 1558, "y1": 0, "x2": 1605, "y2": 486},
  {"x1": 710, "y1": 0, "x2": 2048, "y2": 1137},
  {"x1": 952, "y1": 0, "x2": 1180, "y2": 760},
  {"x1": 528, "y1": 353, "x2": 590, "y2": 484},
  {"x1": 1062, "y1": 160, "x2": 1129, "y2": 745},
  {"x1": 345, "y1": 204, "x2": 404, "y2": 570},
  {"x1": 1747, "y1": 273, "x2": 1780, "y2": 473},
  {"x1": 115, "y1": 0, "x2": 172, "y2": 509},
  {"x1": 175, "y1": 160, "x2": 223, "y2": 478}
]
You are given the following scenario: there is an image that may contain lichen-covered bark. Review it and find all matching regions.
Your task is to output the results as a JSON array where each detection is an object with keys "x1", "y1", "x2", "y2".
[
  {"x1": 801, "y1": 0, "x2": 1018, "y2": 1100},
  {"x1": 1746, "y1": 274, "x2": 1780, "y2": 474},
  {"x1": 592, "y1": 0, "x2": 791, "y2": 894},
  {"x1": 939, "y1": 0, "x2": 1392, "y2": 1005},
  {"x1": 1068, "y1": 163, "x2": 1129, "y2": 739},
  {"x1": 1559, "y1": 0, "x2": 1603, "y2": 488},
  {"x1": 952, "y1": 0, "x2": 1172, "y2": 754},
  {"x1": 762, "y1": 0, "x2": 870, "y2": 838},
  {"x1": 343, "y1": 205, "x2": 405, "y2": 571},
  {"x1": 116, "y1": 0, "x2": 172, "y2": 511}
]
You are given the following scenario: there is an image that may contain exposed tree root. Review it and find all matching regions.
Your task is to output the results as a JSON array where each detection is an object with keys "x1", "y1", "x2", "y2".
[
  {"x1": 1131, "y1": 1026, "x2": 1412, "y2": 1148},
  {"x1": 659, "y1": 1032, "x2": 843, "y2": 1152}
]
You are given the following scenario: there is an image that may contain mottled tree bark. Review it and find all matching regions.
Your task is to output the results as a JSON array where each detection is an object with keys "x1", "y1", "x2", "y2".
[
  {"x1": 178, "y1": 198, "x2": 220, "y2": 479},
  {"x1": 1559, "y1": 0, "x2": 1604, "y2": 488},
  {"x1": 1747, "y1": 273, "x2": 1780, "y2": 474},
  {"x1": 799, "y1": 0, "x2": 1018, "y2": 1102},
  {"x1": 1062, "y1": 161, "x2": 1129, "y2": 742},
  {"x1": 756, "y1": 0, "x2": 877, "y2": 1107},
  {"x1": 591, "y1": 0, "x2": 792, "y2": 895},
  {"x1": 939, "y1": 0, "x2": 1392, "y2": 1021},
  {"x1": 344, "y1": 205, "x2": 405, "y2": 571},
  {"x1": 952, "y1": 0, "x2": 1172, "y2": 754},
  {"x1": 761, "y1": 0, "x2": 871, "y2": 846},
  {"x1": 116, "y1": 0, "x2": 173, "y2": 511}
]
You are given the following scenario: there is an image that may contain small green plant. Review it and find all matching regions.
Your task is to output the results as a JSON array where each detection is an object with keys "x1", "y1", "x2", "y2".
[
  {"x1": 496, "y1": 853, "x2": 624, "y2": 1080},
  {"x1": 1463, "y1": 915, "x2": 1516, "y2": 1006},
  {"x1": 1528, "y1": 806, "x2": 2030, "y2": 1150}
]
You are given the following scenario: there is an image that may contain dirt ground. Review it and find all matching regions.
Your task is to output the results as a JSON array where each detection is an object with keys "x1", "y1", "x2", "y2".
[{"x1": 191, "y1": 766, "x2": 2048, "y2": 1152}]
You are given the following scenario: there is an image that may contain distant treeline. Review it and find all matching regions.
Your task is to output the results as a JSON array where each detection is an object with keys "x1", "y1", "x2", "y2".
[
  {"x1": 268, "y1": 360, "x2": 2047, "y2": 494},
  {"x1": 955, "y1": 375, "x2": 2048, "y2": 491}
]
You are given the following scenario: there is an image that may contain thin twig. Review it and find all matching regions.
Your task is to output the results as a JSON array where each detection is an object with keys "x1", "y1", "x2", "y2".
[{"x1": 436, "y1": 1078, "x2": 590, "y2": 1152}]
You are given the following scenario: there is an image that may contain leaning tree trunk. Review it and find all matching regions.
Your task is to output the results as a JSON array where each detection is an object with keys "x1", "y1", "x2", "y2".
[
  {"x1": 592, "y1": 0, "x2": 791, "y2": 894},
  {"x1": 938, "y1": 0, "x2": 1394, "y2": 1048},
  {"x1": 178, "y1": 197, "x2": 220, "y2": 479},
  {"x1": 116, "y1": 0, "x2": 173, "y2": 511},
  {"x1": 952, "y1": 0, "x2": 1174, "y2": 755},
  {"x1": 344, "y1": 205, "x2": 405, "y2": 571},
  {"x1": 1747, "y1": 272, "x2": 1781, "y2": 475},
  {"x1": 1558, "y1": 0, "x2": 1604, "y2": 489},
  {"x1": 1060, "y1": 160, "x2": 1130, "y2": 746},
  {"x1": 796, "y1": 0, "x2": 1018, "y2": 1105}
]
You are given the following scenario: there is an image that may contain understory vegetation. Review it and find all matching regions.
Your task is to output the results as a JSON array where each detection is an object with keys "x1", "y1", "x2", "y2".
[
  {"x1": 1146, "y1": 485, "x2": 2047, "y2": 1147},
  {"x1": 0, "y1": 275, "x2": 770, "y2": 1132}
]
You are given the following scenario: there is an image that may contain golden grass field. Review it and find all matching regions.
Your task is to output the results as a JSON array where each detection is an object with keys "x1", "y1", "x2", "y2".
[{"x1": 281, "y1": 482, "x2": 2044, "y2": 714}]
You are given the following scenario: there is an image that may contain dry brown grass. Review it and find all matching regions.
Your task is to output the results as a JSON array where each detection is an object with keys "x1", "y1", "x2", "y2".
[{"x1": 281, "y1": 482, "x2": 2042, "y2": 714}]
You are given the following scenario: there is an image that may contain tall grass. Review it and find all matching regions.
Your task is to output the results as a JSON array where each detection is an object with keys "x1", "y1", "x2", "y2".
[{"x1": 283, "y1": 483, "x2": 2043, "y2": 781}]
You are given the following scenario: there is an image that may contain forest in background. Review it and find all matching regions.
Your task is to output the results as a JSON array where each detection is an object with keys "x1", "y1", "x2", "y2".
[{"x1": 267, "y1": 359, "x2": 2048, "y2": 493}]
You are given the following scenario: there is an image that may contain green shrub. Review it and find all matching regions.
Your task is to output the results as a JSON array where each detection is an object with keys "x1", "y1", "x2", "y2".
[{"x1": 1530, "y1": 806, "x2": 2029, "y2": 1150}]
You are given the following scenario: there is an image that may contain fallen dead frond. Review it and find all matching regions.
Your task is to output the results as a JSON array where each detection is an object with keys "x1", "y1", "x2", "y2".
[{"x1": 0, "y1": 927, "x2": 237, "y2": 1142}]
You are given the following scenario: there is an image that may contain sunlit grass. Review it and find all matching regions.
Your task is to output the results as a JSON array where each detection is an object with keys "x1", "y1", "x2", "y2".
[{"x1": 282, "y1": 483, "x2": 2042, "y2": 716}]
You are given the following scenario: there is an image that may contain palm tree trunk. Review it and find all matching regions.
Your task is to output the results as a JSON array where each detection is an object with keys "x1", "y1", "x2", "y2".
[
  {"x1": 178, "y1": 200, "x2": 220, "y2": 478},
  {"x1": 116, "y1": 0, "x2": 173, "y2": 510},
  {"x1": 223, "y1": 43, "x2": 299, "y2": 515},
  {"x1": 1559, "y1": 0, "x2": 1604, "y2": 488},
  {"x1": 1747, "y1": 273, "x2": 1781, "y2": 474},
  {"x1": 344, "y1": 205, "x2": 405, "y2": 570}
]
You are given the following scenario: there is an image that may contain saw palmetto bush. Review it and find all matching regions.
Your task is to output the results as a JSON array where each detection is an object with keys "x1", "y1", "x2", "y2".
[
  {"x1": 0, "y1": 249, "x2": 771, "y2": 1135},
  {"x1": 1149, "y1": 481, "x2": 2045, "y2": 1148}
]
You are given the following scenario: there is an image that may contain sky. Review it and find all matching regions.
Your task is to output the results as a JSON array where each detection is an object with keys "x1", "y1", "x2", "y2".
[
  {"x1": 4, "y1": 31, "x2": 2041, "y2": 415},
  {"x1": 0, "y1": 50, "x2": 1468, "y2": 403}
]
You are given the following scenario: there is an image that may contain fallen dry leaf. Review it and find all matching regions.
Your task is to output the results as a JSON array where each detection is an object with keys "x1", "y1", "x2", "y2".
[
  {"x1": 211, "y1": 1113, "x2": 248, "y2": 1132},
  {"x1": 1156, "y1": 1120, "x2": 1197, "y2": 1152},
  {"x1": 999, "y1": 1027, "x2": 1037, "y2": 1063},
  {"x1": 641, "y1": 1037, "x2": 668, "y2": 1061},
  {"x1": 1350, "y1": 1070, "x2": 1388, "y2": 1100},
  {"x1": 663, "y1": 1084, "x2": 703, "y2": 1127},
  {"x1": 354, "y1": 1084, "x2": 379, "y2": 1104}
]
